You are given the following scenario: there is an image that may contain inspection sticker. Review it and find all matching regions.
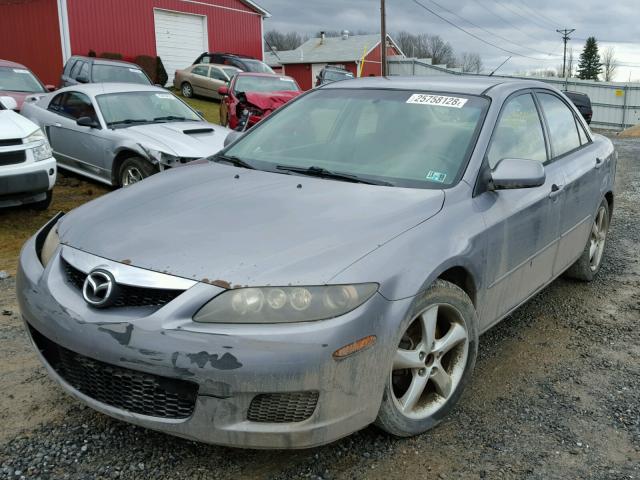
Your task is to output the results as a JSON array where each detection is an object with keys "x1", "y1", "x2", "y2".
[
  {"x1": 13, "y1": 69, "x2": 29, "y2": 74},
  {"x1": 426, "y1": 170, "x2": 447, "y2": 183},
  {"x1": 129, "y1": 68, "x2": 143, "y2": 74},
  {"x1": 155, "y1": 93, "x2": 174, "y2": 99},
  {"x1": 407, "y1": 94, "x2": 468, "y2": 108}
]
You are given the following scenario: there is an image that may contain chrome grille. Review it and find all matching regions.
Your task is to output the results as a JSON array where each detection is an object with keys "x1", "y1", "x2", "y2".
[
  {"x1": 247, "y1": 392, "x2": 319, "y2": 423},
  {"x1": 62, "y1": 259, "x2": 184, "y2": 308},
  {"x1": 29, "y1": 324, "x2": 198, "y2": 419}
]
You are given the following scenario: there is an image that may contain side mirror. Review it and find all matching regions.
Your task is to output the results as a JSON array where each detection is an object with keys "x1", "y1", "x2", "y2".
[
  {"x1": 490, "y1": 158, "x2": 545, "y2": 190},
  {"x1": 45, "y1": 85, "x2": 56, "y2": 92},
  {"x1": 0, "y1": 96, "x2": 18, "y2": 111},
  {"x1": 76, "y1": 116, "x2": 101, "y2": 129},
  {"x1": 218, "y1": 85, "x2": 229, "y2": 96},
  {"x1": 224, "y1": 130, "x2": 244, "y2": 147},
  {"x1": 76, "y1": 75, "x2": 89, "y2": 84}
]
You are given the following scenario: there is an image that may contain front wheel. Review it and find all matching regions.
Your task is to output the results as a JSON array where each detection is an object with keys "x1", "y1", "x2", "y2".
[
  {"x1": 118, "y1": 157, "x2": 157, "y2": 187},
  {"x1": 376, "y1": 280, "x2": 478, "y2": 437},
  {"x1": 564, "y1": 199, "x2": 610, "y2": 281}
]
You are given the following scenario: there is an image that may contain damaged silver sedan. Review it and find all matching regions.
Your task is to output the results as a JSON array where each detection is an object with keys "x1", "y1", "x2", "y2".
[
  {"x1": 17, "y1": 76, "x2": 615, "y2": 449},
  {"x1": 21, "y1": 83, "x2": 230, "y2": 186}
]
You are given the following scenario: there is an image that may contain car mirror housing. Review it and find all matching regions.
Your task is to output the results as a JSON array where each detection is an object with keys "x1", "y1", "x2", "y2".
[
  {"x1": 76, "y1": 116, "x2": 101, "y2": 129},
  {"x1": 224, "y1": 130, "x2": 244, "y2": 147},
  {"x1": 0, "y1": 96, "x2": 18, "y2": 111},
  {"x1": 490, "y1": 158, "x2": 546, "y2": 190},
  {"x1": 218, "y1": 85, "x2": 229, "y2": 96},
  {"x1": 45, "y1": 85, "x2": 56, "y2": 92}
]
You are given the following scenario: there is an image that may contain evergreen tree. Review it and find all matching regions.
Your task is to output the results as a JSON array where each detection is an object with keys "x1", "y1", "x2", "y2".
[{"x1": 577, "y1": 37, "x2": 602, "y2": 80}]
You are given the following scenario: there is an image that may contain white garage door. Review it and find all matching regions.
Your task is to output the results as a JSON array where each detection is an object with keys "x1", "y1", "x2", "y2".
[{"x1": 154, "y1": 9, "x2": 208, "y2": 84}]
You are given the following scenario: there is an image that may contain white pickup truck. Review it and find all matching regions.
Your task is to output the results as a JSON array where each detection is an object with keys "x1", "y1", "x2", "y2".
[{"x1": 0, "y1": 96, "x2": 56, "y2": 209}]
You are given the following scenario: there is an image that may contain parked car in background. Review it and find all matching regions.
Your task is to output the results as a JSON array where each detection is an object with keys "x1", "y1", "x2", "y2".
[
  {"x1": 60, "y1": 56, "x2": 152, "y2": 88},
  {"x1": 17, "y1": 76, "x2": 615, "y2": 448},
  {"x1": 315, "y1": 65, "x2": 354, "y2": 87},
  {"x1": 0, "y1": 59, "x2": 55, "y2": 110},
  {"x1": 563, "y1": 91, "x2": 593, "y2": 124},
  {"x1": 174, "y1": 64, "x2": 241, "y2": 100},
  {"x1": 193, "y1": 52, "x2": 274, "y2": 74},
  {"x1": 0, "y1": 96, "x2": 56, "y2": 209},
  {"x1": 22, "y1": 83, "x2": 230, "y2": 187},
  {"x1": 218, "y1": 72, "x2": 301, "y2": 130}
]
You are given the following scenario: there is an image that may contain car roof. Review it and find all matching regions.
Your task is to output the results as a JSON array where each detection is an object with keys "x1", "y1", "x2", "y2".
[
  {"x1": 68, "y1": 56, "x2": 142, "y2": 68},
  {"x1": 193, "y1": 63, "x2": 241, "y2": 70},
  {"x1": 0, "y1": 59, "x2": 28, "y2": 69},
  {"x1": 322, "y1": 75, "x2": 555, "y2": 96},
  {"x1": 236, "y1": 72, "x2": 291, "y2": 78},
  {"x1": 53, "y1": 83, "x2": 165, "y2": 96}
]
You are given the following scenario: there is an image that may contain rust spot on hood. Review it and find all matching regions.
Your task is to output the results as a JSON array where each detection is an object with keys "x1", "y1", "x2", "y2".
[
  {"x1": 211, "y1": 280, "x2": 231, "y2": 289},
  {"x1": 121, "y1": 259, "x2": 132, "y2": 265}
]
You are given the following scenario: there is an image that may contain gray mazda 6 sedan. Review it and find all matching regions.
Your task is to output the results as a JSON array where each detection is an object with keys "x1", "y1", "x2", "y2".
[
  {"x1": 21, "y1": 83, "x2": 230, "y2": 187},
  {"x1": 17, "y1": 76, "x2": 616, "y2": 449}
]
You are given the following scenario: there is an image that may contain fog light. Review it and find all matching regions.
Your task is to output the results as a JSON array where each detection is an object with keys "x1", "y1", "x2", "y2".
[{"x1": 333, "y1": 335, "x2": 376, "y2": 359}]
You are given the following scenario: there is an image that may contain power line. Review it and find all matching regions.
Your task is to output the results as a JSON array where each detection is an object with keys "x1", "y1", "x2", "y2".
[
  {"x1": 512, "y1": 0, "x2": 562, "y2": 29},
  {"x1": 425, "y1": 0, "x2": 560, "y2": 58},
  {"x1": 410, "y1": 0, "x2": 557, "y2": 61},
  {"x1": 492, "y1": 0, "x2": 553, "y2": 32}
]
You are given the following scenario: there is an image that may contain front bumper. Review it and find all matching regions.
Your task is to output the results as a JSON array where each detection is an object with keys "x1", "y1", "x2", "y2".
[
  {"x1": 17, "y1": 229, "x2": 411, "y2": 449},
  {"x1": 0, "y1": 155, "x2": 56, "y2": 207}
]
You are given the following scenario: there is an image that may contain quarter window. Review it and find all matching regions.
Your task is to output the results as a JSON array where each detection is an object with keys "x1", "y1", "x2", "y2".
[
  {"x1": 537, "y1": 93, "x2": 581, "y2": 157},
  {"x1": 487, "y1": 93, "x2": 547, "y2": 168}
]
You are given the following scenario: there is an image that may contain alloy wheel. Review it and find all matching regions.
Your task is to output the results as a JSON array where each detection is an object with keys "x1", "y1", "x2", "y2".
[
  {"x1": 589, "y1": 205, "x2": 608, "y2": 271},
  {"x1": 391, "y1": 303, "x2": 469, "y2": 419},
  {"x1": 182, "y1": 84, "x2": 193, "y2": 97},
  {"x1": 122, "y1": 166, "x2": 144, "y2": 186}
]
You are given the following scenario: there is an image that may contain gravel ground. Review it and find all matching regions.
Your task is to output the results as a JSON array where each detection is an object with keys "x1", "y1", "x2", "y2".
[{"x1": 0, "y1": 136, "x2": 638, "y2": 480}]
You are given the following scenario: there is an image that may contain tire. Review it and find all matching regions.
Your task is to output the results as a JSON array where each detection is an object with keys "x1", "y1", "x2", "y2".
[
  {"x1": 375, "y1": 280, "x2": 479, "y2": 437},
  {"x1": 31, "y1": 190, "x2": 52, "y2": 211},
  {"x1": 118, "y1": 157, "x2": 158, "y2": 188},
  {"x1": 181, "y1": 82, "x2": 193, "y2": 98},
  {"x1": 564, "y1": 199, "x2": 610, "y2": 281}
]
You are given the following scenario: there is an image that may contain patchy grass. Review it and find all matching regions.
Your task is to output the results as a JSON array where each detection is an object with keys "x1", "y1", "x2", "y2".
[
  {"x1": 0, "y1": 174, "x2": 109, "y2": 275},
  {"x1": 176, "y1": 92, "x2": 222, "y2": 125}
]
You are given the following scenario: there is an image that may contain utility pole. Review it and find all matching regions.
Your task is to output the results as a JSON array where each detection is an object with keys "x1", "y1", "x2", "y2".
[
  {"x1": 556, "y1": 28, "x2": 575, "y2": 78},
  {"x1": 381, "y1": 0, "x2": 387, "y2": 76}
]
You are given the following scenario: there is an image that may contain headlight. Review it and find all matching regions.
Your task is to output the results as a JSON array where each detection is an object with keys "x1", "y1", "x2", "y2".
[
  {"x1": 140, "y1": 145, "x2": 179, "y2": 165},
  {"x1": 193, "y1": 284, "x2": 378, "y2": 324},
  {"x1": 24, "y1": 129, "x2": 52, "y2": 162},
  {"x1": 40, "y1": 225, "x2": 60, "y2": 267}
]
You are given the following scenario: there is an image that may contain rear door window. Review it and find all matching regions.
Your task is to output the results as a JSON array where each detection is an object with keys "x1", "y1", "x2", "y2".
[
  {"x1": 487, "y1": 93, "x2": 548, "y2": 168},
  {"x1": 537, "y1": 92, "x2": 582, "y2": 158}
]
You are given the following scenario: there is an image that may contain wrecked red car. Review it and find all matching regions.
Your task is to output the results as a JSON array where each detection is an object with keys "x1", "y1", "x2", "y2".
[{"x1": 218, "y1": 72, "x2": 301, "y2": 130}]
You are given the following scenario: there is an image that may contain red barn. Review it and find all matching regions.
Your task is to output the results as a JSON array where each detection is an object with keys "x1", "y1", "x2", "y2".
[
  {"x1": 0, "y1": 0, "x2": 269, "y2": 86},
  {"x1": 266, "y1": 33, "x2": 404, "y2": 91}
]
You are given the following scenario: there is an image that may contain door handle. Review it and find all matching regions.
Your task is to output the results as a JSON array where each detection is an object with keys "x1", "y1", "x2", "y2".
[
  {"x1": 595, "y1": 157, "x2": 604, "y2": 169},
  {"x1": 548, "y1": 183, "x2": 564, "y2": 199}
]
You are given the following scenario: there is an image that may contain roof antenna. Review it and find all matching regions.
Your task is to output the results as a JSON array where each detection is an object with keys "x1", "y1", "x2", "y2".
[{"x1": 489, "y1": 56, "x2": 511, "y2": 76}]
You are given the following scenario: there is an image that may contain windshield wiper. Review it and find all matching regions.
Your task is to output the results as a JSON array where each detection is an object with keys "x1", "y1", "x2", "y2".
[
  {"x1": 153, "y1": 115, "x2": 189, "y2": 122},
  {"x1": 107, "y1": 118, "x2": 149, "y2": 127},
  {"x1": 212, "y1": 154, "x2": 256, "y2": 170},
  {"x1": 276, "y1": 165, "x2": 393, "y2": 186}
]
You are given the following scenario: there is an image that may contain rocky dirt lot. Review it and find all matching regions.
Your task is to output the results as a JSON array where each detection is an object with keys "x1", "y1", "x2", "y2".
[{"x1": 0, "y1": 136, "x2": 638, "y2": 480}]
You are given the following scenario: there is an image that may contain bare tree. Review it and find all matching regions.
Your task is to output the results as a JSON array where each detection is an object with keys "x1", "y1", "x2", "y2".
[
  {"x1": 459, "y1": 52, "x2": 483, "y2": 73},
  {"x1": 264, "y1": 30, "x2": 309, "y2": 51},
  {"x1": 394, "y1": 32, "x2": 456, "y2": 65},
  {"x1": 601, "y1": 46, "x2": 618, "y2": 82}
]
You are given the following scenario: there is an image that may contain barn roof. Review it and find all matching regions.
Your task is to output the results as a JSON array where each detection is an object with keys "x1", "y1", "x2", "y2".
[
  {"x1": 240, "y1": 0, "x2": 270, "y2": 17},
  {"x1": 270, "y1": 34, "x2": 403, "y2": 65}
]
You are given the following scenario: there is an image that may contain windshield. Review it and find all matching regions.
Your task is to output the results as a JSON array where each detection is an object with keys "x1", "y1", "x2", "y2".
[
  {"x1": 92, "y1": 65, "x2": 151, "y2": 85},
  {"x1": 96, "y1": 91, "x2": 200, "y2": 127},
  {"x1": 224, "y1": 89, "x2": 488, "y2": 188},
  {"x1": 0, "y1": 67, "x2": 45, "y2": 93},
  {"x1": 324, "y1": 70, "x2": 353, "y2": 82},
  {"x1": 234, "y1": 76, "x2": 299, "y2": 94},
  {"x1": 241, "y1": 60, "x2": 275, "y2": 74}
]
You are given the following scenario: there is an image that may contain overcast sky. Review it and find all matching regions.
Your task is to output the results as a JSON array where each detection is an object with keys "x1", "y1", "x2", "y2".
[{"x1": 259, "y1": 0, "x2": 640, "y2": 81}]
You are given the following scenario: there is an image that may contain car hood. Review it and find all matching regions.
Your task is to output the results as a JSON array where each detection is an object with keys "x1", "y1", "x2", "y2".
[
  {"x1": 117, "y1": 121, "x2": 231, "y2": 158},
  {"x1": 0, "y1": 91, "x2": 30, "y2": 110},
  {"x1": 58, "y1": 163, "x2": 445, "y2": 287},
  {"x1": 0, "y1": 110, "x2": 38, "y2": 138}
]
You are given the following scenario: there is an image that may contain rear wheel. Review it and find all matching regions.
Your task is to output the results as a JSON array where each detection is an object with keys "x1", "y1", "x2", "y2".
[
  {"x1": 31, "y1": 190, "x2": 52, "y2": 211},
  {"x1": 118, "y1": 157, "x2": 157, "y2": 187},
  {"x1": 376, "y1": 280, "x2": 478, "y2": 437},
  {"x1": 564, "y1": 199, "x2": 610, "y2": 281},
  {"x1": 181, "y1": 82, "x2": 193, "y2": 98}
]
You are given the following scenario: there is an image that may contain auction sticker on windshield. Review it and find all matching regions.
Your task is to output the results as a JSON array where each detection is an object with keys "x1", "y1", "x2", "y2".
[
  {"x1": 155, "y1": 93, "x2": 174, "y2": 99},
  {"x1": 407, "y1": 94, "x2": 468, "y2": 108}
]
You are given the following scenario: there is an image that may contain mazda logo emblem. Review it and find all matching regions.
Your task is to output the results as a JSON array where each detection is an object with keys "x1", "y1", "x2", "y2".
[{"x1": 83, "y1": 269, "x2": 117, "y2": 308}]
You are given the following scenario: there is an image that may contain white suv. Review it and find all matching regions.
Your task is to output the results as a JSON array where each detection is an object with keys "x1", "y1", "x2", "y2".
[{"x1": 0, "y1": 96, "x2": 56, "y2": 210}]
